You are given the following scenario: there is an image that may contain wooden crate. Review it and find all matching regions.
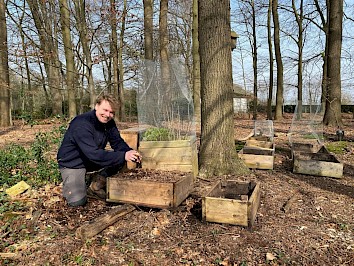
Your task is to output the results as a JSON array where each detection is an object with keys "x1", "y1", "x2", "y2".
[
  {"x1": 107, "y1": 172, "x2": 194, "y2": 208},
  {"x1": 139, "y1": 136, "x2": 198, "y2": 177},
  {"x1": 293, "y1": 149, "x2": 343, "y2": 178},
  {"x1": 120, "y1": 127, "x2": 148, "y2": 169},
  {"x1": 202, "y1": 180, "x2": 261, "y2": 227},
  {"x1": 238, "y1": 140, "x2": 275, "y2": 170}
]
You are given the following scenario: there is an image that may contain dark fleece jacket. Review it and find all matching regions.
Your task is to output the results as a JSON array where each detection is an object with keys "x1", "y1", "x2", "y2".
[{"x1": 57, "y1": 110, "x2": 131, "y2": 171}]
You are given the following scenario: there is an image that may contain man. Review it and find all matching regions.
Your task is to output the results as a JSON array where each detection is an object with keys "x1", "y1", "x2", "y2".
[{"x1": 57, "y1": 94, "x2": 141, "y2": 207}]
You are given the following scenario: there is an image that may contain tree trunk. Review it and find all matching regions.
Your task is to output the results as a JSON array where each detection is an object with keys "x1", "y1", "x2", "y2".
[
  {"x1": 118, "y1": 0, "x2": 127, "y2": 121},
  {"x1": 323, "y1": 0, "x2": 343, "y2": 127},
  {"x1": 143, "y1": 0, "x2": 154, "y2": 60},
  {"x1": 272, "y1": 0, "x2": 284, "y2": 120},
  {"x1": 0, "y1": 0, "x2": 11, "y2": 127},
  {"x1": 159, "y1": 0, "x2": 170, "y2": 95},
  {"x1": 74, "y1": 0, "x2": 96, "y2": 109},
  {"x1": 292, "y1": 0, "x2": 303, "y2": 120},
  {"x1": 192, "y1": 0, "x2": 201, "y2": 126},
  {"x1": 59, "y1": 0, "x2": 77, "y2": 118},
  {"x1": 27, "y1": 0, "x2": 63, "y2": 116},
  {"x1": 198, "y1": 0, "x2": 249, "y2": 177},
  {"x1": 267, "y1": 0, "x2": 273, "y2": 120},
  {"x1": 251, "y1": 0, "x2": 258, "y2": 120}
]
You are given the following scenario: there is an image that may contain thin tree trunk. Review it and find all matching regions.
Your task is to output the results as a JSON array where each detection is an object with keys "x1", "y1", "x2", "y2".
[
  {"x1": 0, "y1": 0, "x2": 11, "y2": 126},
  {"x1": 267, "y1": 0, "x2": 273, "y2": 120},
  {"x1": 143, "y1": 0, "x2": 153, "y2": 60},
  {"x1": 192, "y1": 0, "x2": 201, "y2": 126},
  {"x1": 292, "y1": 0, "x2": 303, "y2": 120},
  {"x1": 272, "y1": 0, "x2": 283, "y2": 120},
  {"x1": 159, "y1": 0, "x2": 170, "y2": 94},
  {"x1": 74, "y1": 0, "x2": 96, "y2": 108},
  {"x1": 59, "y1": 0, "x2": 77, "y2": 118},
  {"x1": 251, "y1": 0, "x2": 258, "y2": 120},
  {"x1": 118, "y1": 0, "x2": 127, "y2": 121}
]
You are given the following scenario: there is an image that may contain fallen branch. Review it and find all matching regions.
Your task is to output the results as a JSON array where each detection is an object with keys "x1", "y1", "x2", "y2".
[
  {"x1": 0, "y1": 253, "x2": 17, "y2": 259},
  {"x1": 75, "y1": 204, "x2": 136, "y2": 240},
  {"x1": 282, "y1": 192, "x2": 300, "y2": 213}
]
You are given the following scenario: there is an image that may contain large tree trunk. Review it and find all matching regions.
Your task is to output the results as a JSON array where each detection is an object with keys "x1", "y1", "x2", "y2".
[
  {"x1": 323, "y1": 0, "x2": 343, "y2": 127},
  {"x1": 267, "y1": 0, "x2": 273, "y2": 120},
  {"x1": 27, "y1": 0, "x2": 63, "y2": 116},
  {"x1": 272, "y1": 0, "x2": 284, "y2": 120},
  {"x1": 143, "y1": 0, "x2": 154, "y2": 60},
  {"x1": 0, "y1": 0, "x2": 11, "y2": 127},
  {"x1": 59, "y1": 0, "x2": 77, "y2": 118},
  {"x1": 198, "y1": 0, "x2": 249, "y2": 177},
  {"x1": 192, "y1": 0, "x2": 201, "y2": 126}
]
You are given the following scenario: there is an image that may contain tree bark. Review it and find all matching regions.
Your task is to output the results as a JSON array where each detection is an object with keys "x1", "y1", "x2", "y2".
[
  {"x1": 267, "y1": 0, "x2": 273, "y2": 120},
  {"x1": 251, "y1": 0, "x2": 258, "y2": 120},
  {"x1": 192, "y1": 0, "x2": 201, "y2": 126},
  {"x1": 143, "y1": 0, "x2": 154, "y2": 60},
  {"x1": 323, "y1": 0, "x2": 343, "y2": 127},
  {"x1": 272, "y1": 0, "x2": 284, "y2": 120},
  {"x1": 198, "y1": 0, "x2": 249, "y2": 177},
  {"x1": 0, "y1": 0, "x2": 11, "y2": 127},
  {"x1": 59, "y1": 0, "x2": 77, "y2": 118},
  {"x1": 292, "y1": 0, "x2": 303, "y2": 120},
  {"x1": 159, "y1": 0, "x2": 170, "y2": 95}
]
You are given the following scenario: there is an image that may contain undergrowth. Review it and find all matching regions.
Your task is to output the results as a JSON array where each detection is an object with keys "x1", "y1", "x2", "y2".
[{"x1": 0, "y1": 125, "x2": 66, "y2": 188}]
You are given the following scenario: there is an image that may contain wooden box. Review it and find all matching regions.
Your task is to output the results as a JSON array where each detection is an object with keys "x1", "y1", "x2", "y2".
[
  {"x1": 139, "y1": 136, "x2": 198, "y2": 177},
  {"x1": 120, "y1": 127, "x2": 148, "y2": 169},
  {"x1": 238, "y1": 139, "x2": 275, "y2": 170},
  {"x1": 202, "y1": 180, "x2": 260, "y2": 227},
  {"x1": 107, "y1": 170, "x2": 194, "y2": 208},
  {"x1": 293, "y1": 149, "x2": 343, "y2": 178}
]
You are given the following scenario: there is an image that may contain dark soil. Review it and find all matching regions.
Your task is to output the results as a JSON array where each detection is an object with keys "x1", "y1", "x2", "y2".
[{"x1": 0, "y1": 114, "x2": 353, "y2": 266}]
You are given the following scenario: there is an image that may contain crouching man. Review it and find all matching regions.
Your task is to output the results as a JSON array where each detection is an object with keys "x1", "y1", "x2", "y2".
[{"x1": 57, "y1": 94, "x2": 141, "y2": 207}]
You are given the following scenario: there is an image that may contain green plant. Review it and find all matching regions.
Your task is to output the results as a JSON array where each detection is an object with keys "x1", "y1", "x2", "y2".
[
  {"x1": 326, "y1": 141, "x2": 348, "y2": 154},
  {"x1": 142, "y1": 127, "x2": 174, "y2": 141}
]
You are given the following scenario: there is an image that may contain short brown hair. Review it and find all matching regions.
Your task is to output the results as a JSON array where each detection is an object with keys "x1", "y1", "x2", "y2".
[{"x1": 96, "y1": 93, "x2": 119, "y2": 112}]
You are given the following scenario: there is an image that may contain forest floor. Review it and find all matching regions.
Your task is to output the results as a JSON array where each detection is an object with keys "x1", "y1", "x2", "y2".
[{"x1": 0, "y1": 113, "x2": 353, "y2": 266}]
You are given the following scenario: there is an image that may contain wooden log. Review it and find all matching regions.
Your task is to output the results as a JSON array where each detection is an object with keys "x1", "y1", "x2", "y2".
[
  {"x1": 0, "y1": 252, "x2": 17, "y2": 259},
  {"x1": 75, "y1": 204, "x2": 135, "y2": 240}
]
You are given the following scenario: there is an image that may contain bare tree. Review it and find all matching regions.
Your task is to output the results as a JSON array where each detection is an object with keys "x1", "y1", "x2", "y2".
[
  {"x1": 272, "y1": 0, "x2": 284, "y2": 120},
  {"x1": 73, "y1": 0, "x2": 96, "y2": 108},
  {"x1": 323, "y1": 0, "x2": 343, "y2": 127},
  {"x1": 198, "y1": 0, "x2": 249, "y2": 176},
  {"x1": 292, "y1": 0, "x2": 304, "y2": 119},
  {"x1": 27, "y1": 0, "x2": 63, "y2": 115},
  {"x1": 159, "y1": 0, "x2": 170, "y2": 93},
  {"x1": 59, "y1": 0, "x2": 77, "y2": 118},
  {"x1": 0, "y1": 0, "x2": 11, "y2": 126}
]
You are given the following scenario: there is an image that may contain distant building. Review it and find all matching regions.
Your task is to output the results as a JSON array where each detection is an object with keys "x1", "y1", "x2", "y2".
[{"x1": 232, "y1": 84, "x2": 252, "y2": 113}]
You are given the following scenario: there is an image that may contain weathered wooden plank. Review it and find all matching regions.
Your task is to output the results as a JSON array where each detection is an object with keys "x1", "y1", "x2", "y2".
[
  {"x1": 107, "y1": 179, "x2": 174, "y2": 208},
  {"x1": 238, "y1": 151, "x2": 274, "y2": 170},
  {"x1": 75, "y1": 205, "x2": 135, "y2": 240}
]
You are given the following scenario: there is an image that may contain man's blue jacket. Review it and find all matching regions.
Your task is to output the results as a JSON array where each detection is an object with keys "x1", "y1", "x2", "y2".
[{"x1": 57, "y1": 110, "x2": 131, "y2": 171}]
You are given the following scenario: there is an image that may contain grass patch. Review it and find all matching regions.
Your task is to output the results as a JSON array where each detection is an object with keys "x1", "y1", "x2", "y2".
[{"x1": 325, "y1": 141, "x2": 348, "y2": 155}]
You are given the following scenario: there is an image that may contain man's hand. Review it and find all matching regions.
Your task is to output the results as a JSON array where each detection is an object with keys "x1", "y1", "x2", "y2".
[{"x1": 125, "y1": 150, "x2": 142, "y2": 163}]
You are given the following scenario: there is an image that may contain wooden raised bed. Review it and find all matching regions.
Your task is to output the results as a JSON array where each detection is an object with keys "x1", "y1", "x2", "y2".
[
  {"x1": 238, "y1": 138, "x2": 275, "y2": 170},
  {"x1": 107, "y1": 169, "x2": 194, "y2": 208},
  {"x1": 139, "y1": 136, "x2": 198, "y2": 177},
  {"x1": 202, "y1": 180, "x2": 261, "y2": 227},
  {"x1": 292, "y1": 148, "x2": 343, "y2": 178}
]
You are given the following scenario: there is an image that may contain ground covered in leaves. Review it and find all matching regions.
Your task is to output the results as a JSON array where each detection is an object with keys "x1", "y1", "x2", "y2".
[{"x1": 0, "y1": 114, "x2": 353, "y2": 265}]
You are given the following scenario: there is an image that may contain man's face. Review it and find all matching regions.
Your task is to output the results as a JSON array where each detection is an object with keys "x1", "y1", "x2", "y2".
[{"x1": 95, "y1": 100, "x2": 115, "y2": 123}]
